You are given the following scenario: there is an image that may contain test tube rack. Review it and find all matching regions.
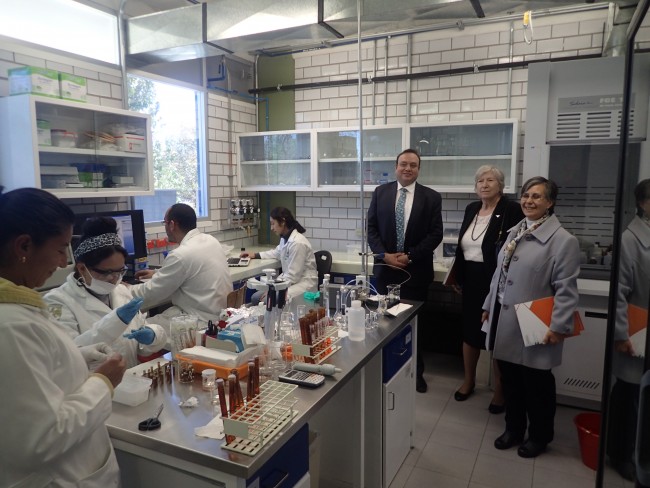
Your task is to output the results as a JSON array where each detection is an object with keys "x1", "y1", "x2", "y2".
[
  {"x1": 291, "y1": 323, "x2": 341, "y2": 365},
  {"x1": 222, "y1": 380, "x2": 297, "y2": 456}
]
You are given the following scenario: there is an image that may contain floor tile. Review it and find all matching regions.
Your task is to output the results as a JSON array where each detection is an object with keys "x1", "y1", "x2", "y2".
[
  {"x1": 403, "y1": 467, "x2": 470, "y2": 488},
  {"x1": 416, "y1": 441, "x2": 477, "y2": 481},
  {"x1": 532, "y1": 467, "x2": 596, "y2": 488},
  {"x1": 470, "y1": 452, "x2": 534, "y2": 487}
]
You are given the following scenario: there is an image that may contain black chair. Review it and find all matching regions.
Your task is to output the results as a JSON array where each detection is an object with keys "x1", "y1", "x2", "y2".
[{"x1": 314, "y1": 250, "x2": 332, "y2": 287}]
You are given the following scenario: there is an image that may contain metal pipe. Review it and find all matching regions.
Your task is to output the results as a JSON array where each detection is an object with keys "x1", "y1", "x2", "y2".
[
  {"x1": 406, "y1": 34, "x2": 412, "y2": 124},
  {"x1": 506, "y1": 21, "x2": 514, "y2": 118},
  {"x1": 250, "y1": 53, "x2": 603, "y2": 95},
  {"x1": 371, "y1": 39, "x2": 377, "y2": 125},
  {"x1": 118, "y1": 0, "x2": 128, "y2": 110},
  {"x1": 357, "y1": 0, "x2": 367, "y2": 276},
  {"x1": 383, "y1": 36, "x2": 388, "y2": 125},
  {"x1": 256, "y1": 3, "x2": 609, "y2": 58}
]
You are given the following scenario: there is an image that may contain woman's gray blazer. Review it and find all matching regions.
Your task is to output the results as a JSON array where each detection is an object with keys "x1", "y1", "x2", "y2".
[
  {"x1": 613, "y1": 216, "x2": 650, "y2": 384},
  {"x1": 482, "y1": 214, "x2": 581, "y2": 369}
]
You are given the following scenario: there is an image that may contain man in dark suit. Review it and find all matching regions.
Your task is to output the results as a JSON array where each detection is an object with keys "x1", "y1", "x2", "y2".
[{"x1": 367, "y1": 149, "x2": 443, "y2": 393}]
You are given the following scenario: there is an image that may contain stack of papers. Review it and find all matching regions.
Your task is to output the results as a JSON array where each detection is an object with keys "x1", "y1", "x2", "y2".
[
  {"x1": 385, "y1": 303, "x2": 413, "y2": 317},
  {"x1": 514, "y1": 296, "x2": 584, "y2": 347},
  {"x1": 628, "y1": 304, "x2": 648, "y2": 358}
]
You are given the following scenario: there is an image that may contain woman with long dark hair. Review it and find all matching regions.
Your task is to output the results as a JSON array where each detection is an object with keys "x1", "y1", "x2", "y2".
[{"x1": 242, "y1": 207, "x2": 317, "y2": 300}]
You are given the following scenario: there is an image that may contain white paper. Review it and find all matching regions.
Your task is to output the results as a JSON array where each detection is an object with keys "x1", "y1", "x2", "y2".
[
  {"x1": 630, "y1": 328, "x2": 647, "y2": 358},
  {"x1": 385, "y1": 303, "x2": 413, "y2": 317},
  {"x1": 194, "y1": 416, "x2": 225, "y2": 440},
  {"x1": 514, "y1": 302, "x2": 548, "y2": 347}
]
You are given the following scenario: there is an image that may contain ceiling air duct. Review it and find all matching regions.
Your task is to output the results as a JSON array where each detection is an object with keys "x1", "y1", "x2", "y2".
[{"x1": 126, "y1": 0, "x2": 345, "y2": 64}]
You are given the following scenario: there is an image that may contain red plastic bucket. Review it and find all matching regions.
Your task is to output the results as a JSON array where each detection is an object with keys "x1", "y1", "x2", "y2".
[{"x1": 574, "y1": 412, "x2": 601, "y2": 470}]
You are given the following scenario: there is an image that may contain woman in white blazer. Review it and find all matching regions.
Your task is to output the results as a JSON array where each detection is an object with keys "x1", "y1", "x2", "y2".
[
  {"x1": 45, "y1": 217, "x2": 166, "y2": 368},
  {"x1": 481, "y1": 176, "x2": 580, "y2": 459},
  {"x1": 242, "y1": 207, "x2": 317, "y2": 301},
  {"x1": 0, "y1": 187, "x2": 126, "y2": 487},
  {"x1": 607, "y1": 178, "x2": 650, "y2": 481}
]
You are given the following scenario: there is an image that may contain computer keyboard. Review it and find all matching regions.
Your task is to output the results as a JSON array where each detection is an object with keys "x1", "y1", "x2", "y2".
[{"x1": 227, "y1": 257, "x2": 251, "y2": 267}]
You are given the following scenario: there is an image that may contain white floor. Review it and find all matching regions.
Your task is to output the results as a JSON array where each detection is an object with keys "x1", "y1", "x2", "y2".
[{"x1": 388, "y1": 352, "x2": 634, "y2": 488}]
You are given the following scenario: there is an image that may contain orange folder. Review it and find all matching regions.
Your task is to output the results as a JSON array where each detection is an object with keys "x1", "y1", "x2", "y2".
[
  {"x1": 628, "y1": 303, "x2": 648, "y2": 337},
  {"x1": 515, "y1": 296, "x2": 583, "y2": 347}
]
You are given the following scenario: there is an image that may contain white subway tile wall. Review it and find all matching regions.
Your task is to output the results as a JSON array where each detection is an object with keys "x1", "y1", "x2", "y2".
[{"x1": 291, "y1": 9, "x2": 608, "y2": 251}]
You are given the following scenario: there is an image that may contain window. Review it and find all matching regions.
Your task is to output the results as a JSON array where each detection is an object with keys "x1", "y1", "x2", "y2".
[
  {"x1": 0, "y1": 0, "x2": 118, "y2": 64},
  {"x1": 128, "y1": 75, "x2": 208, "y2": 223}
]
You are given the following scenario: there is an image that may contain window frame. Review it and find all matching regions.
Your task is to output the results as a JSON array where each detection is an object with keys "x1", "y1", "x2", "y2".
[{"x1": 126, "y1": 70, "x2": 210, "y2": 229}]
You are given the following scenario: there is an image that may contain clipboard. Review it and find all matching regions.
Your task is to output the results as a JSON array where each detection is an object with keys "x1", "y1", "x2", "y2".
[{"x1": 514, "y1": 296, "x2": 584, "y2": 347}]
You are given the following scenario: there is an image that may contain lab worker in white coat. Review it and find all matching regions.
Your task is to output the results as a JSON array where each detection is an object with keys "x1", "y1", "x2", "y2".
[
  {"x1": 242, "y1": 207, "x2": 317, "y2": 302},
  {"x1": 0, "y1": 187, "x2": 126, "y2": 488},
  {"x1": 45, "y1": 217, "x2": 167, "y2": 368},
  {"x1": 133, "y1": 203, "x2": 233, "y2": 326}
]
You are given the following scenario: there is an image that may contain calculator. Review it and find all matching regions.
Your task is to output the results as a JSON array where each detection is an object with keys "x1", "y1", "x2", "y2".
[{"x1": 278, "y1": 369, "x2": 325, "y2": 388}]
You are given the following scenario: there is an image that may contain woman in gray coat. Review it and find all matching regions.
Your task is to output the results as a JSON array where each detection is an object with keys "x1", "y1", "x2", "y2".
[
  {"x1": 606, "y1": 178, "x2": 650, "y2": 481},
  {"x1": 481, "y1": 176, "x2": 580, "y2": 459}
]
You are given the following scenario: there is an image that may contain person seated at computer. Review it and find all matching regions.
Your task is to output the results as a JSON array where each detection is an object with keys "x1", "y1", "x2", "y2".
[
  {"x1": 133, "y1": 203, "x2": 233, "y2": 325},
  {"x1": 45, "y1": 217, "x2": 167, "y2": 368},
  {"x1": 241, "y1": 207, "x2": 317, "y2": 303}
]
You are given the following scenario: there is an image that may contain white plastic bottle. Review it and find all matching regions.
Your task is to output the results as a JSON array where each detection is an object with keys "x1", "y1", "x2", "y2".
[{"x1": 347, "y1": 300, "x2": 366, "y2": 341}]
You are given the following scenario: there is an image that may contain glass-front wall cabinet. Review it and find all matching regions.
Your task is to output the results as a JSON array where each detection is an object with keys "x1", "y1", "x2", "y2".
[
  {"x1": 0, "y1": 95, "x2": 153, "y2": 198},
  {"x1": 409, "y1": 119, "x2": 518, "y2": 192},
  {"x1": 237, "y1": 120, "x2": 516, "y2": 192},
  {"x1": 316, "y1": 126, "x2": 404, "y2": 190},
  {"x1": 238, "y1": 130, "x2": 311, "y2": 190}
]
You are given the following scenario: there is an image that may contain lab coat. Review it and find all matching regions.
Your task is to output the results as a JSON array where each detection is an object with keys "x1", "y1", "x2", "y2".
[
  {"x1": 130, "y1": 228, "x2": 233, "y2": 323},
  {"x1": 44, "y1": 273, "x2": 167, "y2": 368},
  {"x1": 259, "y1": 229, "x2": 318, "y2": 298},
  {"x1": 0, "y1": 301, "x2": 119, "y2": 488}
]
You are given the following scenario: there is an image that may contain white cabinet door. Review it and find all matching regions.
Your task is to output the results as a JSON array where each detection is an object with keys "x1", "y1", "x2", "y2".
[
  {"x1": 237, "y1": 130, "x2": 312, "y2": 190},
  {"x1": 0, "y1": 94, "x2": 154, "y2": 198},
  {"x1": 554, "y1": 293, "x2": 608, "y2": 408},
  {"x1": 383, "y1": 359, "x2": 413, "y2": 487},
  {"x1": 409, "y1": 119, "x2": 518, "y2": 193}
]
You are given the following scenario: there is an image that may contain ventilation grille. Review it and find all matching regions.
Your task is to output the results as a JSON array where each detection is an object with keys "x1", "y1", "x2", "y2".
[
  {"x1": 553, "y1": 109, "x2": 636, "y2": 141},
  {"x1": 562, "y1": 376, "x2": 601, "y2": 391}
]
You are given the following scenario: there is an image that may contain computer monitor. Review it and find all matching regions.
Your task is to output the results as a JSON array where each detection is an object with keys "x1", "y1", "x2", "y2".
[{"x1": 73, "y1": 209, "x2": 148, "y2": 279}]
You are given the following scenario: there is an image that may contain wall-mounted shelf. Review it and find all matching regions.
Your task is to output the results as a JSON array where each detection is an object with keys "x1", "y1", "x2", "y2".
[
  {"x1": 0, "y1": 94, "x2": 154, "y2": 198},
  {"x1": 237, "y1": 119, "x2": 518, "y2": 193}
]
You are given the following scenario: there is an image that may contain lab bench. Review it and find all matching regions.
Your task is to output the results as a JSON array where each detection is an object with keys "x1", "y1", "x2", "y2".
[{"x1": 107, "y1": 298, "x2": 421, "y2": 488}]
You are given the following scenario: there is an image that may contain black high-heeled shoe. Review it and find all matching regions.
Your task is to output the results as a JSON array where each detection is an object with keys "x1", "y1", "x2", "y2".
[
  {"x1": 488, "y1": 403, "x2": 505, "y2": 414},
  {"x1": 454, "y1": 385, "x2": 475, "y2": 401}
]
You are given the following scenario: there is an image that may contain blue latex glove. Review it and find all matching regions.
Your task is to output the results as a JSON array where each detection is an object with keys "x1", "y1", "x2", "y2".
[
  {"x1": 116, "y1": 297, "x2": 144, "y2": 324},
  {"x1": 123, "y1": 326, "x2": 155, "y2": 345}
]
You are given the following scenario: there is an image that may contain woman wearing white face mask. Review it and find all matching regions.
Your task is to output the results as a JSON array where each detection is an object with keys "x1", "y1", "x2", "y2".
[{"x1": 45, "y1": 217, "x2": 167, "y2": 367}]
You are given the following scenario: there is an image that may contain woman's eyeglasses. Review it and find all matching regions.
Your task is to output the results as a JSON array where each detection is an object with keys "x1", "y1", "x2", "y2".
[
  {"x1": 89, "y1": 266, "x2": 128, "y2": 280},
  {"x1": 521, "y1": 192, "x2": 546, "y2": 201}
]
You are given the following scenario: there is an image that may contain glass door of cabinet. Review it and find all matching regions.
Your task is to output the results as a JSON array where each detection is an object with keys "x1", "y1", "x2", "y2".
[
  {"x1": 238, "y1": 131, "x2": 311, "y2": 190},
  {"x1": 409, "y1": 120, "x2": 517, "y2": 192},
  {"x1": 316, "y1": 126, "x2": 403, "y2": 191}
]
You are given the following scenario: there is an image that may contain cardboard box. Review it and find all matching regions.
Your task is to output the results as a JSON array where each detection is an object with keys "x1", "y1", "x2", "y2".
[
  {"x1": 59, "y1": 73, "x2": 87, "y2": 102},
  {"x1": 9, "y1": 66, "x2": 60, "y2": 98},
  {"x1": 114, "y1": 134, "x2": 146, "y2": 153}
]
